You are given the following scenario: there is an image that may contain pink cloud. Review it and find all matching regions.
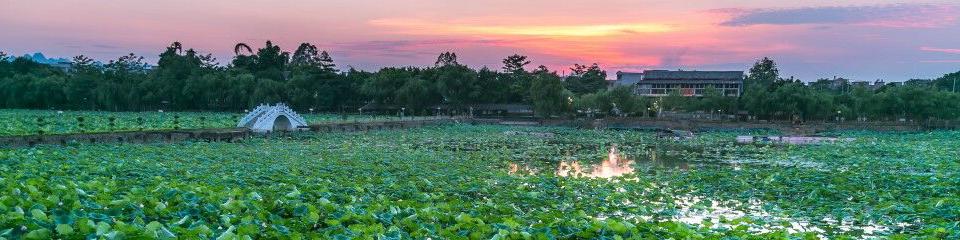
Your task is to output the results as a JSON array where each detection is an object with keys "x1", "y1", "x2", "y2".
[
  {"x1": 920, "y1": 60, "x2": 960, "y2": 63},
  {"x1": 920, "y1": 47, "x2": 960, "y2": 54}
]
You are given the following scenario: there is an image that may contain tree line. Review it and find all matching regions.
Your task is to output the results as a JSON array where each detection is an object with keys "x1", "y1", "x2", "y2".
[
  {"x1": 1, "y1": 42, "x2": 958, "y2": 120},
  {"x1": 0, "y1": 42, "x2": 606, "y2": 116}
]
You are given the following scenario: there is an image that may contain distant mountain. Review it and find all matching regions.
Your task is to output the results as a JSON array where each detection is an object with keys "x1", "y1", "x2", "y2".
[{"x1": 20, "y1": 52, "x2": 71, "y2": 64}]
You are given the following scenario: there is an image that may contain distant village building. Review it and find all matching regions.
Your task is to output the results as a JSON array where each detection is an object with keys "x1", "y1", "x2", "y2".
[
  {"x1": 849, "y1": 80, "x2": 887, "y2": 91},
  {"x1": 810, "y1": 77, "x2": 854, "y2": 91},
  {"x1": 614, "y1": 70, "x2": 744, "y2": 97},
  {"x1": 611, "y1": 72, "x2": 643, "y2": 88},
  {"x1": 810, "y1": 78, "x2": 891, "y2": 91},
  {"x1": 905, "y1": 79, "x2": 934, "y2": 86}
]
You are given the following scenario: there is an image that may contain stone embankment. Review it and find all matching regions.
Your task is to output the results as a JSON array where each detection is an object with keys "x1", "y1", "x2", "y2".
[
  {"x1": 476, "y1": 117, "x2": 957, "y2": 134},
  {"x1": 1, "y1": 118, "x2": 459, "y2": 148}
]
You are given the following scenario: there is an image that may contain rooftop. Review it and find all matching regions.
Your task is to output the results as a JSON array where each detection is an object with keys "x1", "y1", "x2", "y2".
[{"x1": 642, "y1": 70, "x2": 744, "y2": 81}]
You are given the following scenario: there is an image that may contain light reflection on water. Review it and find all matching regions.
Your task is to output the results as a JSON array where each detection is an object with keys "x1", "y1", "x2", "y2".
[
  {"x1": 556, "y1": 145, "x2": 635, "y2": 178},
  {"x1": 509, "y1": 144, "x2": 695, "y2": 178},
  {"x1": 506, "y1": 144, "x2": 892, "y2": 236}
]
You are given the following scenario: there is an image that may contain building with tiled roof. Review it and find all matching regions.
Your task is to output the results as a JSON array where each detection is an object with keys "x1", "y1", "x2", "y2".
[{"x1": 615, "y1": 70, "x2": 744, "y2": 97}]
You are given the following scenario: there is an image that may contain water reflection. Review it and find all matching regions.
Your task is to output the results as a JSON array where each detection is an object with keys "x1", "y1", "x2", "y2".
[
  {"x1": 510, "y1": 144, "x2": 698, "y2": 178},
  {"x1": 556, "y1": 145, "x2": 635, "y2": 178},
  {"x1": 644, "y1": 147, "x2": 690, "y2": 171}
]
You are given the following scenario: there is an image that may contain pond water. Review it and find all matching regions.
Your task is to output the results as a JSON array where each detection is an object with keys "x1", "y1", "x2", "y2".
[
  {"x1": 509, "y1": 144, "x2": 713, "y2": 178},
  {"x1": 506, "y1": 143, "x2": 893, "y2": 237},
  {"x1": 556, "y1": 145, "x2": 635, "y2": 178}
]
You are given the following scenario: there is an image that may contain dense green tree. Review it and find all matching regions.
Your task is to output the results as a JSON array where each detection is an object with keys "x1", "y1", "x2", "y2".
[
  {"x1": 224, "y1": 73, "x2": 256, "y2": 111},
  {"x1": 2, "y1": 43, "x2": 958, "y2": 121},
  {"x1": 660, "y1": 90, "x2": 689, "y2": 112},
  {"x1": 575, "y1": 86, "x2": 648, "y2": 117},
  {"x1": 251, "y1": 41, "x2": 290, "y2": 80},
  {"x1": 232, "y1": 42, "x2": 255, "y2": 70},
  {"x1": 476, "y1": 67, "x2": 510, "y2": 103},
  {"x1": 317, "y1": 51, "x2": 336, "y2": 72},
  {"x1": 934, "y1": 70, "x2": 959, "y2": 92},
  {"x1": 65, "y1": 55, "x2": 101, "y2": 110},
  {"x1": 338, "y1": 68, "x2": 371, "y2": 108},
  {"x1": 529, "y1": 66, "x2": 568, "y2": 117},
  {"x1": 361, "y1": 67, "x2": 419, "y2": 105},
  {"x1": 101, "y1": 53, "x2": 149, "y2": 110},
  {"x1": 26, "y1": 74, "x2": 67, "y2": 109},
  {"x1": 502, "y1": 54, "x2": 530, "y2": 73},
  {"x1": 396, "y1": 77, "x2": 438, "y2": 111},
  {"x1": 746, "y1": 57, "x2": 779, "y2": 87},
  {"x1": 251, "y1": 78, "x2": 286, "y2": 105},
  {"x1": 435, "y1": 52, "x2": 458, "y2": 66},
  {"x1": 291, "y1": 43, "x2": 322, "y2": 68},
  {"x1": 500, "y1": 55, "x2": 534, "y2": 103},
  {"x1": 564, "y1": 63, "x2": 608, "y2": 95},
  {"x1": 696, "y1": 86, "x2": 736, "y2": 114},
  {"x1": 435, "y1": 63, "x2": 479, "y2": 106},
  {"x1": 150, "y1": 43, "x2": 217, "y2": 110}
]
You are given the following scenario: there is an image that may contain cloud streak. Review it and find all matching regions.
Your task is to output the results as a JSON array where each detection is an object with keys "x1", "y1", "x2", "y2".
[
  {"x1": 369, "y1": 19, "x2": 675, "y2": 37},
  {"x1": 921, "y1": 47, "x2": 960, "y2": 54},
  {"x1": 720, "y1": 4, "x2": 958, "y2": 28},
  {"x1": 332, "y1": 38, "x2": 535, "y2": 58}
]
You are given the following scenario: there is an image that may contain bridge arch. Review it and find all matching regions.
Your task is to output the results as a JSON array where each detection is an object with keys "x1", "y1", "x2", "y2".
[
  {"x1": 237, "y1": 103, "x2": 308, "y2": 133},
  {"x1": 272, "y1": 115, "x2": 293, "y2": 131}
]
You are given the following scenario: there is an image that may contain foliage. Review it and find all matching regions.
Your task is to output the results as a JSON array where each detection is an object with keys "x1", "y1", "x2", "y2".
[
  {"x1": 3, "y1": 45, "x2": 960, "y2": 121},
  {"x1": 0, "y1": 110, "x2": 384, "y2": 136},
  {"x1": 0, "y1": 125, "x2": 956, "y2": 239},
  {"x1": 746, "y1": 57, "x2": 779, "y2": 88},
  {"x1": 573, "y1": 86, "x2": 648, "y2": 116},
  {"x1": 530, "y1": 67, "x2": 570, "y2": 117},
  {"x1": 564, "y1": 63, "x2": 607, "y2": 96}
]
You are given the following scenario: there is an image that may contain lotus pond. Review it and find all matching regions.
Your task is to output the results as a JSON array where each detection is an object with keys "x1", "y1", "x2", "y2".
[
  {"x1": 0, "y1": 109, "x2": 419, "y2": 136},
  {"x1": 0, "y1": 124, "x2": 957, "y2": 239}
]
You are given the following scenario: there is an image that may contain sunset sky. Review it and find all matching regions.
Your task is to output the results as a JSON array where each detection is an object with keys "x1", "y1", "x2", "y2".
[{"x1": 2, "y1": 0, "x2": 959, "y2": 81}]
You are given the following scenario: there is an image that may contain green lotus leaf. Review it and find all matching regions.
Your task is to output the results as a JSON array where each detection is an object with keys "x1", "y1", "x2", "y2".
[{"x1": 55, "y1": 224, "x2": 74, "y2": 235}]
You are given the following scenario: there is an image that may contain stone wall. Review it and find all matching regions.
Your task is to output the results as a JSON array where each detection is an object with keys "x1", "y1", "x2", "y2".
[
  {"x1": 0, "y1": 118, "x2": 458, "y2": 148},
  {"x1": 0, "y1": 129, "x2": 251, "y2": 148},
  {"x1": 476, "y1": 117, "x2": 954, "y2": 134}
]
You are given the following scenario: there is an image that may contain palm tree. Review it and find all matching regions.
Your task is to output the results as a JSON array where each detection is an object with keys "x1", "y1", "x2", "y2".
[{"x1": 234, "y1": 43, "x2": 253, "y2": 56}]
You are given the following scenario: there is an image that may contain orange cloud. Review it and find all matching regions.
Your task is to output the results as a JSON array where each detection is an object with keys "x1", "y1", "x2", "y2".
[
  {"x1": 369, "y1": 18, "x2": 675, "y2": 37},
  {"x1": 367, "y1": 17, "x2": 697, "y2": 69},
  {"x1": 366, "y1": 13, "x2": 807, "y2": 73}
]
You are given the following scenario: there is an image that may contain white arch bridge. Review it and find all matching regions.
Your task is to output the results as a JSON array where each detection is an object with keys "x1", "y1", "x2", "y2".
[{"x1": 237, "y1": 103, "x2": 309, "y2": 133}]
